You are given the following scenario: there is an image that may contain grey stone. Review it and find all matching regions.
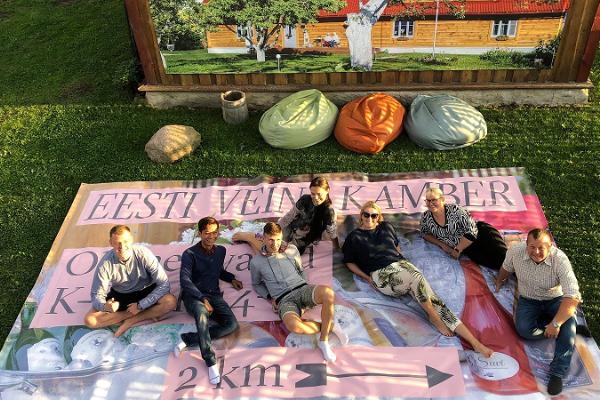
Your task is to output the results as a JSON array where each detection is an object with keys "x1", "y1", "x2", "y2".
[{"x1": 145, "y1": 125, "x2": 202, "y2": 163}]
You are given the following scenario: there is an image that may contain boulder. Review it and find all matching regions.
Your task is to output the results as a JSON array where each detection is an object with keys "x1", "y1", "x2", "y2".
[{"x1": 145, "y1": 125, "x2": 202, "y2": 163}]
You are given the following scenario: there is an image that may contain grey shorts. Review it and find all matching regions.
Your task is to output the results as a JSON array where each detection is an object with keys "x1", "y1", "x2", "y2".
[{"x1": 277, "y1": 284, "x2": 317, "y2": 320}]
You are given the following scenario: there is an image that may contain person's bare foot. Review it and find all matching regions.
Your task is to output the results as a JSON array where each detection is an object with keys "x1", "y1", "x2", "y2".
[
  {"x1": 114, "y1": 319, "x2": 133, "y2": 337},
  {"x1": 429, "y1": 316, "x2": 453, "y2": 336},
  {"x1": 473, "y1": 342, "x2": 494, "y2": 358}
]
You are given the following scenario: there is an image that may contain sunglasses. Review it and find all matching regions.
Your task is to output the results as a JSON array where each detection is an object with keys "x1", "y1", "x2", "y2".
[
  {"x1": 425, "y1": 198, "x2": 441, "y2": 204},
  {"x1": 362, "y1": 212, "x2": 379, "y2": 219}
]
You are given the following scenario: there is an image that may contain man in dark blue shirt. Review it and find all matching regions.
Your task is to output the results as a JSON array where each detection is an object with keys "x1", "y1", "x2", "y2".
[{"x1": 177, "y1": 217, "x2": 243, "y2": 385}]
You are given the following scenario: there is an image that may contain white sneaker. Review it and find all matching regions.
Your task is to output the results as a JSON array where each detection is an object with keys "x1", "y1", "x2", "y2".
[
  {"x1": 332, "y1": 324, "x2": 349, "y2": 345},
  {"x1": 173, "y1": 340, "x2": 186, "y2": 358},
  {"x1": 208, "y1": 364, "x2": 221, "y2": 385}
]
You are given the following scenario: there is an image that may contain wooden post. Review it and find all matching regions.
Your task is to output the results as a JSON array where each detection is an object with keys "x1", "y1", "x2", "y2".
[
  {"x1": 577, "y1": 3, "x2": 600, "y2": 82},
  {"x1": 552, "y1": 0, "x2": 600, "y2": 82},
  {"x1": 124, "y1": 0, "x2": 167, "y2": 85}
]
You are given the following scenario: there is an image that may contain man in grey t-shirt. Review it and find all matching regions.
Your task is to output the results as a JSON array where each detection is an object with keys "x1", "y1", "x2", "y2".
[{"x1": 84, "y1": 225, "x2": 176, "y2": 337}]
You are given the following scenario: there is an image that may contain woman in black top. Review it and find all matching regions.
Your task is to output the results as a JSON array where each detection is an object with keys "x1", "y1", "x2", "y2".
[
  {"x1": 343, "y1": 201, "x2": 493, "y2": 357},
  {"x1": 234, "y1": 176, "x2": 338, "y2": 254},
  {"x1": 420, "y1": 187, "x2": 507, "y2": 270}
]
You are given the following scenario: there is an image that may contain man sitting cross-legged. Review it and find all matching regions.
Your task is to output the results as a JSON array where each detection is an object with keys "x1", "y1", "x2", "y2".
[
  {"x1": 250, "y1": 222, "x2": 345, "y2": 363},
  {"x1": 175, "y1": 217, "x2": 244, "y2": 385},
  {"x1": 84, "y1": 225, "x2": 177, "y2": 337}
]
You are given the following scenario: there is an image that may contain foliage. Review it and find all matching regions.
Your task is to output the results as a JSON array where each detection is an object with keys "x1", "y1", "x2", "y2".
[
  {"x1": 479, "y1": 49, "x2": 532, "y2": 67},
  {"x1": 392, "y1": 0, "x2": 466, "y2": 19},
  {"x1": 149, "y1": 0, "x2": 205, "y2": 50},
  {"x1": 198, "y1": 0, "x2": 345, "y2": 60},
  {"x1": 533, "y1": 35, "x2": 561, "y2": 68}
]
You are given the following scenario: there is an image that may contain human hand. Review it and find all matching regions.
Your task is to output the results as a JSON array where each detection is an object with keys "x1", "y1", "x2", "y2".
[
  {"x1": 494, "y1": 279, "x2": 504, "y2": 293},
  {"x1": 105, "y1": 298, "x2": 119, "y2": 313},
  {"x1": 544, "y1": 324, "x2": 560, "y2": 338},
  {"x1": 127, "y1": 302, "x2": 141, "y2": 316},
  {"x1": 366, "y1": 276, "x2": 378, "y2": 290},
  {"x1": 231, "y1": 279, "x2": 244, "y2": 290},
  {"x1": 271, "y1": 298, "x2": 278, "y2": 313},
  {"x1": 203, "y1": 299, "x2": 213, "y2": 314}
]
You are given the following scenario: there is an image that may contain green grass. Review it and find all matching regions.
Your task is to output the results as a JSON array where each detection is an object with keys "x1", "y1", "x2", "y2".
[
  {"x1": 0, "y1": 0, "x2": 599, "y2": 347},
  {"x1": 164, "y1": 49, "x2": 530, "y2": 74}
]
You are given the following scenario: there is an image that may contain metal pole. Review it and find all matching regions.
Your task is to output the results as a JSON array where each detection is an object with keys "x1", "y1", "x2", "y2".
[{"x1": 432, "y1": 0, "x2": 440, "y2": 58}]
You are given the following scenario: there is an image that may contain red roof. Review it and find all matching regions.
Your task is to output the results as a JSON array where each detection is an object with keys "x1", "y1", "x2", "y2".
[{"x1": 319, "y1": 0, "x2": 570, "y2": 18}]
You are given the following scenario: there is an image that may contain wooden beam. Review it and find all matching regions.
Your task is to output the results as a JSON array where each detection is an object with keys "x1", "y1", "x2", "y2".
[
  {"x1": 124, "y1": 0, "x2": 170, "y2": 85},
  {"x1": 577, "y1": 3, "x2": 600, "y2": 81},
  {"x1": 552, "y1": 0, "x2": 600, "y2": 82}
]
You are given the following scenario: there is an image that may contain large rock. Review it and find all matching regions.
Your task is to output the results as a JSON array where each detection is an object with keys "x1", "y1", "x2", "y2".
[{"x1": 145, "y1": 125, "x2": 202, "y2": 163}]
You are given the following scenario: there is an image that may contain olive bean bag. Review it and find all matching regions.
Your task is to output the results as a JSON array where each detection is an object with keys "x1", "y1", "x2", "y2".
[
  {"x1": 334, "y1": 93, "x2": 406, "y2": 154},
  {"x1": 404, "y1": 95, "x2": 487, "y2": 150},
  {"x1": 259, "y1": 89, "x2": 338, "y2": 149}
]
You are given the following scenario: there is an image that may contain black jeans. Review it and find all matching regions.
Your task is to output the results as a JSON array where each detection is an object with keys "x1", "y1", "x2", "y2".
[{"x1": 182, "y1": 294, "x2": 239, "y2": 367}]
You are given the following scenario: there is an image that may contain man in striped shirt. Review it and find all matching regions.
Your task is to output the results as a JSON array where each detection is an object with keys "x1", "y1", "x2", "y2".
[{"x1": 495, "y1": 228, "x2": 591, "y2": 396}]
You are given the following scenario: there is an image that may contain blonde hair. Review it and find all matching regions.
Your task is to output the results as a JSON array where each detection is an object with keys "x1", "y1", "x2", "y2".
[
  {"x1": 425, "y1": 187, "x2": 444, "y2": 199},
  {"x1": 360, "y1": 201, "x2": 384, "y2": 224}
]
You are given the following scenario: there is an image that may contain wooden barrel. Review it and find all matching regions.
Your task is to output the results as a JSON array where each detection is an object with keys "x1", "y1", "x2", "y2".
[{"x1": 221, "y1": 90, "x2": 249, "y2": 125}]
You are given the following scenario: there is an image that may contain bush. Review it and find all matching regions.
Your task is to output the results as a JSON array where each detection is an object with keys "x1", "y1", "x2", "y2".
[
  {"x1": 479, "y1": 49, "x2": 532, "y2": 67},
  {"x1": 533, "y1": 36, "x2": 560, "y2": 67}
]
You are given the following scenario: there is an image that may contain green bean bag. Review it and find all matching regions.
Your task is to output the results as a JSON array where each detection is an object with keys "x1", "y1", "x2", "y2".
[
  {"x1": 259, "y1": 89, "x2": 338, "y2": 149},
  {"x1": 404, "y1": 95, "x2": 487, "y2": 150}
]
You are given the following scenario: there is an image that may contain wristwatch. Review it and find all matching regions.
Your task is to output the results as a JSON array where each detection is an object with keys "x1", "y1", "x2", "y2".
[{"x1": 551, "y1": 321, "x2": 561, "y2": 329}]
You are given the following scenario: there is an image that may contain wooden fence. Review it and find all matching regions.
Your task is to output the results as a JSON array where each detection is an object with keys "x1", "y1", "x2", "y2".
[{"x1": 125, "y1": 0, "x2": 600, "y2": 92}]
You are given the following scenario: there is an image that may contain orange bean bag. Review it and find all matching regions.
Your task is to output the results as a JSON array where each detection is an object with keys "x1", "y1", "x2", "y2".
[{"x1": 334, "y1": 93, "x2": 406, "y2": 154}]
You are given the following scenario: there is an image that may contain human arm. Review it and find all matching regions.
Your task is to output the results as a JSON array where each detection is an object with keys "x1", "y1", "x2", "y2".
[
  {"x1": 137, "y1": 249, "x2": 171, "y2": 310},
  {"x1": 345, "y1": 262, "x2": 374, "y2": 285},
  {"x1": 250, "y1": 259, "x2": 271, "y2": 300},
  {"x1": 179, "y1": 250, "x2": 207, "y2": 301},
  {"x1": 277, "y1": 204, "x2": 301, "y2": 230},
  {"x1": 218, "y1": 246, "x2": 243, "y2": 290},
  {"x1": 423, "y1": 233, "x2": 455, "y2": 255},
  {"x1": 545, "y1": 297, "x2": 580, "y2": 338},
  {"x1": 232, "y1": 231, "x2": 262, "y2": 253},
  {"x1": 494, "y1": 267, "x2": 512, "y2": 292},
  {"x1": 90, "y1": 264, "x2": 112, "y2": 312}
]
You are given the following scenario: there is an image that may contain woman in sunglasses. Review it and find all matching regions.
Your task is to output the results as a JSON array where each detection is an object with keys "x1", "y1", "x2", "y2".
[
  {"x1": 342, "y1": 201, "x2": 493, "y2": 357},
  {"x1": 234, "y1": 176, "x2": 338, "y2": 255},
  {"x1": 421, "y1": 187, "x2": 507, "y2": 270}
]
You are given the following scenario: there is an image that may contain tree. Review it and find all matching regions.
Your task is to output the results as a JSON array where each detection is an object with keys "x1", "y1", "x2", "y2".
[
  {"x1": 345, "y1": 0, "x2": 465, "y2": 70},
  {"x1": 198, "y1": 0, "x2": 345, "y2": 62},
  {"x1": 149, "y1": 0, "x2": 205, "y2": 50}
]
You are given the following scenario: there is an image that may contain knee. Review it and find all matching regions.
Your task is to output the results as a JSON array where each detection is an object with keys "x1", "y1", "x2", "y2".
[
  {"x1": 515, "y1": 317, "x2": 538, "y2": 339},
  {"x1": 224, "y1": 320, "x2": 239, "y2": 335},
  {"x1": 320, "y1": 286, "x2": 335, "y2": 304},
  {"x1": 84, "y1": 313, "x2": 98, "y2": 329},
  {"x1": 162, "y1": 294, "x2": 177, "y2": 311}
]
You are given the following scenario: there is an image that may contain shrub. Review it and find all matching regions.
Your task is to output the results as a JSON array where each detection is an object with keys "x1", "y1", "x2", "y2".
[
  {"x1": 533, "y1": 36, "x2": 560, "y2": 67},
  {"x1": 479, "y1": 49, "x2": 531, "y2": 67}
]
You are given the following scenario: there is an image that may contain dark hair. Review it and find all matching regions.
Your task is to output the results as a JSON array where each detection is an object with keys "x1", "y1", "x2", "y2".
[
  {"x1": 306, "y1": 176, "x2": 333, "y2": 243},
  {"x1": 527, "y1": 228, "x2": 551, "y2": 241},
  {"x1": 263, "y1": 222, "x2": 283, "y2": 236},
  {"x1": 109, "y1": 225, "x2": 130, "y2": 238},
  {"x1": 198, "y1": 216, "x2": 219, "y2": 232}
]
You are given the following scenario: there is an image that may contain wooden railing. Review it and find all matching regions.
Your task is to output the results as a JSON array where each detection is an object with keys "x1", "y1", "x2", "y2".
[{"x1": 125, "y1": 0, "x2": 600, "y2": 91}]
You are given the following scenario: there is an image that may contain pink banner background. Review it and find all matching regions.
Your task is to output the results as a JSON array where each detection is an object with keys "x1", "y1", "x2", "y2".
[
  {"x1": 162, "y1": 345, "x2": 465, "y2": 399},
  {"x1": 77, "y1": 176, "x2": 526, "y2": 225},
  {"x1": 30, "y1": 242, "x2": 332, "y2": 328}
]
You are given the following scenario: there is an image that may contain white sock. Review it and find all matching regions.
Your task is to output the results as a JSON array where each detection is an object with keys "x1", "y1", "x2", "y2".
[
  {"x1": 173, "y1": 340, "x2": 186, "y2": 358},
  {"x1": 318, "y1": 340, "x2": 337, "y2": 363},
  {"x1": 208, "y1": 364, "x2": 221, "y2": 385},
  {"x1": 332, "y1": 324, "x2": 349, "y2": 345}
]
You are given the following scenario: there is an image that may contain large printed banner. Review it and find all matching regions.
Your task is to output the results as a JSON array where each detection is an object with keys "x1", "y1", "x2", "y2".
[{"x1": 0, "y1": 169, "x2": 598, "y2": 400}]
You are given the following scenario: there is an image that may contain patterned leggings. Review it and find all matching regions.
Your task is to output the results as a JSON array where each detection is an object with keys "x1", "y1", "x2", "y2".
[{"x1": 371, "y1": 260, "x2": 461, "y2": 331}]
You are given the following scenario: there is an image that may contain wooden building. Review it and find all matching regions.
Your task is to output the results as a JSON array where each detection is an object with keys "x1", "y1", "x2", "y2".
[{"x1": 206, "y1": 0, "x2": 569, "y2": 54}]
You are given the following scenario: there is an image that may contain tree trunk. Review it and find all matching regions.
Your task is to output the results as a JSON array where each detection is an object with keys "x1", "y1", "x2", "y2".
[
  {"x1": 345, "y1": 0, "x2": 389, "y2": 71},
  {"x1": 254, "y1": 29, "x2": 268, "y2": 62},
  {"x1": 255, "y1": 46, "x2": 266, "y2": 62}
]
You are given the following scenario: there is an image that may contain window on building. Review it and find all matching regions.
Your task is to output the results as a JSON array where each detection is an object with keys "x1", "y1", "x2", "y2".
[
  {"x1": 491, "y1": 20, "x2": 517, "y2": 38},
  {"x1": 393, "y1": 20, "x2": 414, "y2": 38}
]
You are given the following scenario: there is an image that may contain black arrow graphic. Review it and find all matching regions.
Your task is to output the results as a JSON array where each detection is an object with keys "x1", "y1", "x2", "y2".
[{"x1": 295, "y1": 363, "x2": 453, "y2": 388}]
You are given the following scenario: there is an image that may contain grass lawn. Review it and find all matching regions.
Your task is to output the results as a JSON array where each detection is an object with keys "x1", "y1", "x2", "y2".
[
  {"x1": 164, "y1": 48, "x2": 532, "y2": 74},
  {"x1": 0, "y1": 0, "x2": 598, "y2": 347}
]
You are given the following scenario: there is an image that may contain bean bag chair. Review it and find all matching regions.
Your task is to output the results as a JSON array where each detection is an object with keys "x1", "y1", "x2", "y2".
[
  {"x1": 259, "y1": 89, "x2": 338, "y2": 149},
  {"x1": 334, "y1": 93, "x2": 406, "y2": 154},
  {"x1": 404, "y1": 95, "x2": 487, "y2": 150}
]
